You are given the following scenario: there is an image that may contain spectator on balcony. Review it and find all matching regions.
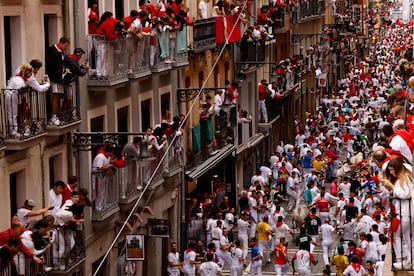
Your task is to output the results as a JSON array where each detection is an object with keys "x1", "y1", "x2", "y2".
[
  {"x1": 5, "y1": 63, "x2": 33, "y2": 138},
  {"x1": 61, "y1": 48, "x2": 88, "y2": 121},
  {"x1": 214, "y1": 89, "x2": 224, "y2": 117},
  {"x1": 198, "y1": 0, "x2": 210, "y2": 19},
  {"x1": 123, "y1": 10, "x2": 139, "y2": 30},
  {"x1": 49, "y1": 181, "x2": 65, "y2": 216},
  {"x1": 212, "y1": 0, "x2": 225, "y2": 17},
  {"x1": 92, "y1": 143, "x2": 116, "y2": 211},
  {"x1": 155, "y1": 15, "x2": 173, "y2": 64},
  {"x1": 15, "y1": 228, "x2": 51, "y2": 275},
  {"x1": 122, "y1": 137, "x2": 142, "y2": 191},
  {"x1": 62, "y1": 176, "x2": 79, "y2": 205},
  {"x1": 257, "y1": 5, "x2": 273, "y2": 26},
  {"x1": 0, "y1": 222, "x2": 42, "y2": 265},
  {"x1": 94, "y1": 12, "x2": 124, "y2": 79},
  {"x1": 128, "y1": 10, "x2": 153, "y2": 71},
  {"x1": 258, "y1": 79, "x2": 269, "y2": 123},
  {"x1": 27, "y1": 59, "x2": 50, "y2": 93},
  {"x1": 0, "y1": 241, "x2": 14, "y2": 272},
  {"x1": 87, "y1": 1, "x2": 99, "y2": 34},
  {"x1": 240, "y1": 29, "x2": 253, "y2": 70},
  {"x1": 16, "y1": 199, "x2": 52, "y2": 228},
  {"x1": 46, "y1": 37, "x2": 70, "y2": 126},
  {"x1": 53, "y1": 191, "x2": 84, "y2": 270}
]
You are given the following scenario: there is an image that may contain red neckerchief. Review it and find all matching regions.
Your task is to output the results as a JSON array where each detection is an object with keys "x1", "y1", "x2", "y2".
[
  {"x1": 69, "y1": 54, "x2": 81, "y2": 61},
  {"x1": 276, "y1": 221, "x2": 283, "y2": 227},
  {"x1": 352, "y1": 263, "x2": 361, "y2": 272},
  {"x1": 186, "y1": 248, "x2": 194, "y2": 253},
  {"x1": 348, "y1": 202, "x2": 354, "y2": 207},
  {"x1": 309, "y1": 214, "x2": 316, "y2": 219},
  {"x1": 339, "y1": 196, "x2": 345, "y2": 201}
]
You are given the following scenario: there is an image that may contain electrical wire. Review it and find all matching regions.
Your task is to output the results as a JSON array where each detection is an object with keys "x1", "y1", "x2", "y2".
[{"x1": 93, "y1": 3, "x2": 248, "y2": 275}]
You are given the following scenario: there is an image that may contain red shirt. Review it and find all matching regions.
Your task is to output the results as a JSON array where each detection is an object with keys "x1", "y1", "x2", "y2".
[
  {"x1": 258, "y1": 84, "x2": 268, "y2": 101},
  {"x1": 0, "y1": 228, "x2": 34, "y2": 258},
  {"x1": 95, "y1": 17, "x2": 118, "y2": 40},
  {"x1": 62, "y1": 184, "x2": 74, "y2": 205},
  {"x1": 274, "y1": 244, "x2": 288, "y2": 264},
  {"x1": 315, "y1": 197, "x2": 330, "y2": 212}
]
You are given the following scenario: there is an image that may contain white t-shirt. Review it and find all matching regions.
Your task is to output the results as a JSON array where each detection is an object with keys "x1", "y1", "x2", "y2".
[
  {"x1": 182, "y1": 250, "x2": 196, "y2": 274},
  {"x1": 16, "y1": 208, "x2": 31, "y2": 226},
  {"x1": 199, "y1": 261, "x2": 221, "y2": 276},
  {"x1": 198, "y1": 1, "x2": 208, "y2": 19},
  {"x1": 231, "y1": 247, "x2": 243, "y2": 267},
  {"x1": 320, "y1": 223, "x2": 335, "y2": 242},
  {"x1": 49, "y1": 189, "x2": 62, "y2": 215},
  {"x1": 343, "y1": 263, "x2": 367, "y2": 276},
  {"x1": 167, "y1": 251, "x2": 180, "y2": 273},
  {"x1": 237, "y1": 219, "x2": 250, "y2": 236}
]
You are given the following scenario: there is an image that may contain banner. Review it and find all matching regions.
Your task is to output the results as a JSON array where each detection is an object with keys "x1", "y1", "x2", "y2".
[{"x1": 216, "y1": 15, "x2": 242, "y2": 44}]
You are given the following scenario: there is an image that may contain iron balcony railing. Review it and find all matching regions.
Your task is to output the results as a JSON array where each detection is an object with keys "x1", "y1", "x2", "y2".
[
  {"x1": 193, "y1": 18, "x2": 217, "y2": 53},
  {"x1": 0, "y1": 228, "x2": 85, "y2": 275},
  {"x1": 298, "y1": 0, "x2": 324, "y2": 20},
  {"x1": 87, "y1": 29, "x2": 189, "y2": 85},
  {"x1": 0, "y1": 88, "x2": 47, "y2": 140}
]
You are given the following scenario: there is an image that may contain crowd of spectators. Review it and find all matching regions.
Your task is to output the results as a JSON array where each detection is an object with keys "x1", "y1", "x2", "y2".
[
  {"x1": 0, "y1": 176, "x2": 91, "y2": 273},
  {"x1": 166, "y1": 18, "x2": 414, "y2": 275}
]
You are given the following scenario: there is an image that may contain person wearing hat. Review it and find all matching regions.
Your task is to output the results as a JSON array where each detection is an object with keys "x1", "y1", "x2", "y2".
[
  {"x1": 16, "y1": 200, "x2": 52, "y2": 228},
  {"x1": 61, "y1": 47, "x2": 89, "y2": 120}
]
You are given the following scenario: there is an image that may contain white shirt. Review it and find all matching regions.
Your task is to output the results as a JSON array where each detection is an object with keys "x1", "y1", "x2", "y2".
[
  {"x1": 16, "y1": 208, "x2": 31, "y2": 226},
  {"x1": 320, "y1": 223, "x2": 335, "y2": 241},
  {"x1": 92, "y1": 152, "x2": 110, "y2": 172},
  {"x1": 237, "y1": 219, "x2": 250, "y2": 236},
  {"x1": 49, "y1": 189, "x2": 62, "y2": 215},
  {"x1": 199, "y1": 261, "x2": 221, "y2": 276},
  {"x1": 167, "y1": 251, "x2": 180, "y2": 273},
  {"x1": 198, "y1": 0, "x2": 208, "y2": 19},
  {"x1": 389, "y1": 134, "x2": 413, "y2": 162},
  {"x1": 182, "y1": 250, "x2": 196, "y2": 274},
  {"x1": 26, "y1": 73, "x2": 50, "y2": 92},
  {"x1": 343, "y1": 263, "x2": 367, "y2": 276},
  {"x1": 231, "y1": 247, "x2": 243, "y2": 267}
]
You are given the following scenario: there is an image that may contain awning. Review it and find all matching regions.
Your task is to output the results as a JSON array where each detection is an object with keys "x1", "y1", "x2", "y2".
[
  {"x1": 186, "y1": 143, "x2": 236, "y2": 180},
  {"x1": 236, "y1": 133, "x2": 265, "y2": 155}
]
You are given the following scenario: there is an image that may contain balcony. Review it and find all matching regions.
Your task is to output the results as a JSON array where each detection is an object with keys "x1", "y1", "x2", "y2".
[
  {"x1": 46, "y1": 81, "x2": 82, "y2": 136},
  {"x1": 172, "y1": 26, "x2": 189, "y2": 67},
  {"x1": 0, "y1": 88, "x2": 47, "y2": 150},
  {"x1": 87, "y1": 35, "x2": 130, "y2": 86},
  {"x1": 91, "y1": 169, "x2": 121, "y2": 221},
  {"x1": 3, "y1": 228, "x2": 85, "y2": 275},
  {"x1": 297, "y1": 0, "x2": 324, "y2": 22},
  {"x1": 126, "y1": 36, "x2": 152, "y2": 79},
  {"x1": 188, "y1": 107, "x2": 236, "y2": 168},
  {"x1": 87, "y1": 30, "x2": 189, "y2": 85},
  {"x1": 193, "y1": 18, "x2": 217, "y2": 53},
  {"x1": 236, "y1": 40, "x2": 266, "y2": 72}
]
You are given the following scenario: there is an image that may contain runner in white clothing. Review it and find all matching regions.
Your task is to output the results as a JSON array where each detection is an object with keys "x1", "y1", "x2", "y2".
[
  {"x1": 198, "y1": 253, "x2": 222, "y2": 276},
  {"x1": 320, "y1": 218, "x2": 336, "y2": 266},
  {"x1": 292, "y1": 249, "x2": 316, "y2": 276}
]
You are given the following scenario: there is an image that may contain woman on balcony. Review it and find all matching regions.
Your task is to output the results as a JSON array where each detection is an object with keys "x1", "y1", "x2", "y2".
[
  {"x1": 5, "y1": 64, "x2": 33, "y2": 138},
  {"x1": 381, "y1": 157, "x2": 414, "y2": 270}
]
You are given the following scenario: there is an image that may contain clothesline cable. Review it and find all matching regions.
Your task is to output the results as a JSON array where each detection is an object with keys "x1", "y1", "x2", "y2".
[{"x1": 93, "y1": 3, "x2": 248, "y2": 275}]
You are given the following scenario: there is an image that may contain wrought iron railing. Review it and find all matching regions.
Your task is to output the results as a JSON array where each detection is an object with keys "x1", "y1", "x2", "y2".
[
  {"x1": 1, "y1": 228, "x2": 85, "y2": 275},
  {"x1": 0, "y1": 88, "x2": 47, "y2": 140},
  {"x1": 298, "y1": 0, "x2": 324, "y2": 20},
  {"x1": 127, "y1": 36, "x2": 151, "y2": 78},
  {"x1": 390, "y1": 196, "x2": 413, "y2": 271},
  {"x1": 91, "y1": 169, "x2": 120, "y2": 214},
  {"x1": 193, "y1": 18, "x2": 217, "y2": 53}
]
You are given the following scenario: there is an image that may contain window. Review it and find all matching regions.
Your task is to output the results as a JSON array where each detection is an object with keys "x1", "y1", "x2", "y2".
[
  {"x1": 214, "y1": 66, "x2": 219, "y2": 87},
  {"x1": 161, "y1": 93, "x2": 171, "y2": 121},
  {"x1": 141, "y1": 99, "x2": 151, "y2": 131},
  {"x1": 3, "y1": 16, "x2": 22, "y2": 82},
  {"x1": 224, "y1": 62, "x2": 230, "y2": 83},
  {"x1": 49, "y1": 154, "x2": 63, "y2": 189},
  {"x1": 10, "y1": 170, "x2": 26, "y2": 215},
  {"x1": 198, "y1": 71, "x2": 204, "y2": 88},
  {"x1": 117, "y1": 106, "x2": 129, "y2": 147},
  {"x1": 90, "y1": 115, "x2": 105, "y2": 156},
  {"x1": 115, "y1": 0, "x2": 124, "y2": 20},
  {"x1": 43, "y1": 14, "x2": 59, "y2": 60}
]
